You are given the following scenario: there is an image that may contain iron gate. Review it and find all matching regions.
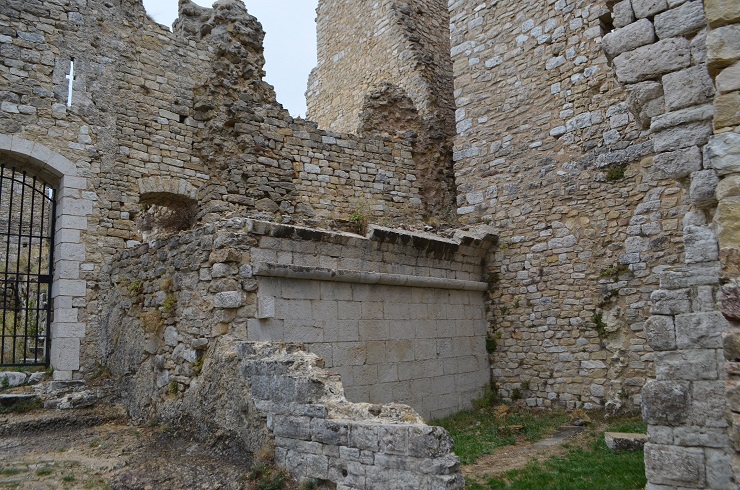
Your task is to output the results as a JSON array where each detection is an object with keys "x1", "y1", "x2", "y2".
[{"x1": 0, "y1": 165, "x2": 55, "y2": 367}]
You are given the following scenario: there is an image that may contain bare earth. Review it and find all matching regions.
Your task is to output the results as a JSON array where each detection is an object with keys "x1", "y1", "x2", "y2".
[
  {"x1": 463, "y1": 425, "x2": 590, "y2": 484},
  {"x1": 2, "y1": 400, "x2": 600, "y2": 489},
  {"x1": 0, "y1": 405, "x2": 254, "y2": 489}
]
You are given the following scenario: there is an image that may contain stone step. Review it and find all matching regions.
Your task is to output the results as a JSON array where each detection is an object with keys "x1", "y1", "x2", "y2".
[
  {"x1": 604, "y1": 431, "x2": 648, "y2": 451},
  {"x1": 0, "y1": 393, "x2": 41, "y2": 411}
]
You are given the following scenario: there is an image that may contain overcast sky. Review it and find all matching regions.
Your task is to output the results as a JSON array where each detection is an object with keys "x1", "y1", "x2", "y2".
[{"x1": 142, "y1": 0, "x2": 319, "y2": 118}]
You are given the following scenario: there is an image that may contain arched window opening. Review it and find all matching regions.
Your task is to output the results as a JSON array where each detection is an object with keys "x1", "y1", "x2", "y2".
[
  {"x1": 0, "y1": 164, "x2": 55, "y2": 367},
  {"x1": 137, "y1": 202, "x2": 197, "y2": 241}
]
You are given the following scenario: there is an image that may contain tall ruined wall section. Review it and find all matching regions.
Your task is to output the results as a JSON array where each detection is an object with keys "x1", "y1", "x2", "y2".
[
  {"x1": 450, "y1": 0, "x2": 693, "y2": 411},
  {"x1": 307, "y1": 0, "x2": 457, "y2": 215},
  {"x1": 307, "y1": 0, "x2": 454, "y2": 134},
  {"x1": 597, "y1": 0, "x2": 739, "y2": 488},
  {"x1": 0, "y1": 0, "x2": 430, "y2": 378}
]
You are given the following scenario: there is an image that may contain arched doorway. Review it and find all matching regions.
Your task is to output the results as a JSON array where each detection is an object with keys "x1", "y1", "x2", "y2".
[
  {"x1": 0, "y1": 135, "x2": 90, "y2": 380},
  {"x1": 0, "y1": 165, "x2": 55, "y2": 366}
]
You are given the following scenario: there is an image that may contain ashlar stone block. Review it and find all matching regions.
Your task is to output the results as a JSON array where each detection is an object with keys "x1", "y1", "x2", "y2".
[
  {"x1": 654, "y1": 349, "x2": 719, "y2": 381},
  {"x1": 689, "y1": 170, "x2": 719, "y2": 209},
  {"x1": 714, "y1": 92, "x2": 740, "y2": 128},
  {"x1": 645, "y1": 315, "x2": 677, "y2": 350},
  {"x1": 675, "y1": 311, "x2": 728, "y2": 348},
  {"x1": 684, "y1": 225, "x2": 719, "y2": 264},
  {"x1": 652, "y1": 146, "x2": 701, "y2": 180},
  {"x1": 707, "y1": 24, "x2": 740, "y2": 70},
  {"x1": 716, "y1": 61, "x2": 740, "y2": 93},
  {"x1": 705, "y1": 0, "x2": 740, "y2": 28},
  {"x1": 614, "y1": 37, "x2": 691, "y2": 84},
  {"x1": 613, "y1": 0, "x2": 636, "y2": 28},
  {"x1": 642, "y1": 380, "x2": 690, "y2": 425},
  {"x1": 662, "y1": 65, "x2": 715, "y2": 111},
  {"x1": 705, "y1": 133, "x2": 740, "y2": 175},
  {"x1": 602, "y1": 19, "x2": 656, "y2": 61},
  {"x1": 717, "y1": 197, "x2": 740, "y2": 247},
  {"x1": 632, "y1": 0, "x2": 668, "y2": 19},
  {"x1": 654, "y1": 1, "x2": 706, "y2": 39},
  {"x1": 644, "y1": 443, "x2": 706, "y2": 487}
]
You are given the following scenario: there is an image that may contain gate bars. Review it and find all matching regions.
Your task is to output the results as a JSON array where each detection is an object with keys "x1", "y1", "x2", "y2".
[{"x1": 0, "y1": 165, "x2": 55, "y2": 367}]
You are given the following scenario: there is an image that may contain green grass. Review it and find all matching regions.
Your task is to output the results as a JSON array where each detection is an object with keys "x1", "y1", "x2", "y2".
[
  {"x1": 433, "y1": 408, "x2": 570, "y2": 465},
  {"x1": 464, "y1": 417, "x2": 647, "y2": 490}
]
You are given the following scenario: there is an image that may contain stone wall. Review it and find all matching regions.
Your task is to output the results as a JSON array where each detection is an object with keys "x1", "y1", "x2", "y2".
[
  {"x1": 448, "y1": 0, "x2": 686, "y2": 410},
  {"x1": 600, "y1": 0, "x2": 738, "y2": 488},
  {"x1": 0, "y1": 0, "x2": 437, "y2": 378},
  {"x1": 104, "y1": 218, "x2": 496, "y2": 420},
  {"x1": 115, "y1": 335, "x2": 465, "y2": 489},
  {"x1": 306, "y1": 0, "x2": 457, "y2": 216},
  {"x1": 307, "y1": 0, "x2": 454, "y2": 134},
  {"x1": 701, "y1": 1, "x2": 740, "y2": 483}
]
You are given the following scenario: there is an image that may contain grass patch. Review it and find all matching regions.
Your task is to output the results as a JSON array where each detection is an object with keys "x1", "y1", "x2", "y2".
[
  {"x1": 433, "y1": 408, "x2": 569, "y2": 465},
  {"x1": 0, "y1": 467, "x2": 27, "y2": 476},
  {"x1": 465, "y1": 416, "x2": 647, "y2": 490},
  {"x1": 246, "y1": 463, "x2": 291, "y2": 490}
]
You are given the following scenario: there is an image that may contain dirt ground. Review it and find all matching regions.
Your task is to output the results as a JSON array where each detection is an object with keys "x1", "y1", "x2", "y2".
[
  {"x1": 1, "y1": 397, "x2": 604, "y2": 490},
  {"x1": 0, "y1": 405, "x2": 256, "y2": 489},
  {"x1": 462, "y1": 423, "x2": 598, "y2": 484}
]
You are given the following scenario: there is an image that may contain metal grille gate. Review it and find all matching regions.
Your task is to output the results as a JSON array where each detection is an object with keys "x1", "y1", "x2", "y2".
[{"x1": 0, "y1": 165, "x2": 55, "y2": 367}]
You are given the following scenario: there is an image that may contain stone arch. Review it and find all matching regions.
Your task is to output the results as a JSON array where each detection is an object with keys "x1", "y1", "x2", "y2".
[
  {"x1": 137, "y1": 176, "x2": 198, "y2": 207},
  {"x1": 0, "y1": 134, "x2": 90, "y2": 380},
  {"x1": 137, "y1": 176, "x2": 198, "y2": 238}
]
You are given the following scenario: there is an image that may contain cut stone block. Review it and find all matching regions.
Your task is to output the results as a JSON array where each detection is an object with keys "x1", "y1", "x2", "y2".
[
  {"x1": 602, "y1": 19, "x2": 656, "y2": 61},
  {"x1": 632, "y1": 0, "x2": 668, "y2": 19},
  {"x1": 707, "y1": 24, "x2": 740, "y2": 70},
  {"x1": 654, "y1": 1, "x2": 706, "y2": 39},
  {"x1": 614, "y1": 37, "x2": 691, "y2": 83},
  {"x1": 605, "y1": 432, "x2": 648, "y2": 451},
  {"x1": 662, "y1": 65, "x2": 715, "y2": 111},
  {"x1": 704, "y1": 0, "x2": 740, "y2": 28}
]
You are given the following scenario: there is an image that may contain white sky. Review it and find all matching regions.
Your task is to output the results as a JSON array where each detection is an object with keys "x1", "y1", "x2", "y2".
[{"x1": 142, "y1": 0, "x2": 319, "y2": 118}]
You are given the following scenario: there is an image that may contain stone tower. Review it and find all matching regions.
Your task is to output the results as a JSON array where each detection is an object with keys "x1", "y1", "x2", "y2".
[{"x1": 306, "y1": 0, "x2": 457, "y2": 216}]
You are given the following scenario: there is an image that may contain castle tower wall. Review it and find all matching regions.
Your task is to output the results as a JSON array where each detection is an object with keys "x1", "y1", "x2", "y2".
[{"x1": 306, "y1": 0, "x2": 454, "y2": 135}]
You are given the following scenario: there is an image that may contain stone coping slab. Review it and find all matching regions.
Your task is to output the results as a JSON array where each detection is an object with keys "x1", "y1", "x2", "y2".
[{"x1": 253, "y1": 262, "x2": 489, "y2": 291}]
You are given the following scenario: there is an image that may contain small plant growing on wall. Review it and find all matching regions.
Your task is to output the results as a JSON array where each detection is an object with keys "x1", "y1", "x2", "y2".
[
  {"x1": 127, "y1": 279, "x2": 144, "y2": 296},
  {"x1": 591, "y1": 312, "x2": 608, "y2": 337},
  {"x1": 348, "y1": 206, "x2": 369, "y2": 235},
  {"x1": 162, "y1": 293, "x2": 177, "y2": 315},
  {"x1": 140, "y1": 310, "x2": 164, "y2": 333},
  {"x1": 486, "y1": 334, "x2": 497, "y2": 354},
  {"x1": 606, "y1": 164, "x2": 627, "y2": 182}
]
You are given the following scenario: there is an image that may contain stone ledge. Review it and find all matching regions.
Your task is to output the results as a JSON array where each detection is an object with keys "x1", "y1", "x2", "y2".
[
  {"x1": 604, "y1": 432, "x2": 648, "y2": 451},
  {"x1": 253, "y1": 262, "x2": 489, "y2": 292}
]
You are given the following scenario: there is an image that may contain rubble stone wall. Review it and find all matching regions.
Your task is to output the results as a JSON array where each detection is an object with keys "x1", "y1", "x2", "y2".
[
  {"x1": 448, "y1": 0, "x2": 686, "y2": 410},
  {"x1": 104, "y1": 219, "x2": 496, "y2": 420},
  {"x1": 0, "y1": 0, "x2": 432, "y2": 378},
  {"x1": 114, "y1": 334, "x2": 466, "y2": 489}
]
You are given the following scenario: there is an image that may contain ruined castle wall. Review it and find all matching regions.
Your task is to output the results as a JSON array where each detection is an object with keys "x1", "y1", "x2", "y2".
[
  {"x1": 598, "y1": 1, "x2": 740, "y2": 488},
  {"x1": 306, "y1": 0, "x2": 454, "y2": 134},
  {"x1": 114, "y1": 334, "x2": 466, "y2": 488},
  {"x1": 0, "y1": 0, "x2": 429, "y2": 377},
  {"x1": 448, "y1": 0, "x2": 691, "y2": 410},
  {"x1": 104, "y1": 219, "x2": 496, "y2": 420}
]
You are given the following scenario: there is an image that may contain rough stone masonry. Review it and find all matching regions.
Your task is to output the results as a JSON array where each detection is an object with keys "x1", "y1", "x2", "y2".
[{"x1": 1, "y1": 0, "x2": 739, "y2": 488}]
